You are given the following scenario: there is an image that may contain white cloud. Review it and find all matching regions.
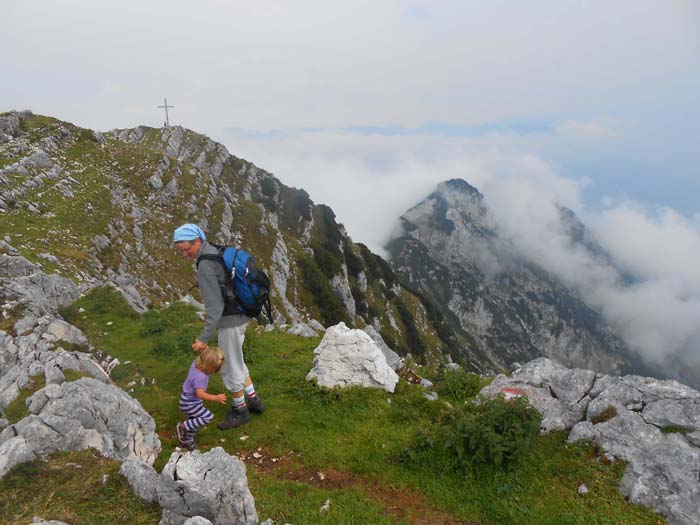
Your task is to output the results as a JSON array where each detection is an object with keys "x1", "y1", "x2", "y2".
[{"x1": 225, "y1": 123, "x2": 700, "y2": 378}]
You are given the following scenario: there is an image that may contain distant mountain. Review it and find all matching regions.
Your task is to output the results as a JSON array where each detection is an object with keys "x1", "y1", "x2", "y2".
[
  {"x1": 0, "y1": 110, "x2": 446, "y2": 361},
  {"x1": 386, "y1": 179, "x2": 631, "y2": 375}
]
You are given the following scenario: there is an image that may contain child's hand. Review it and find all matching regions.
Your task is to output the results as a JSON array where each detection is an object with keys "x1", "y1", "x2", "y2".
[{"x1": 215, "y1": 393, "x2": 227, "y2": 404}]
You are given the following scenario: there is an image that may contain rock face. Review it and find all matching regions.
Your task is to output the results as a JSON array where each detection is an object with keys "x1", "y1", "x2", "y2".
[
  {"x1": 306, "y1": 322, "x2": 399, "y2": 392},
  {"x1": 386, "y1": 179, "x2": 629, "y2": 375},
  {"x1": 0, "y1": 241, "x2": 81, "y2": 319},
  {"x1": 0, "y1": 347, "x2": 110, "y2": 416},
  {"x1": 481, "y1": 358, "x2": 700, "y2": 525},
  {"x1": 157, "y1": 447, "x2": 258, "y2": 525},
  {"x1": 0, "y1": 377, "x2": 160, "y2": 477}
]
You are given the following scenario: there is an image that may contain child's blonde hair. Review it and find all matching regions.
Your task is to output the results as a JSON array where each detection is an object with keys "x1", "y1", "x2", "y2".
[{"x1": 196, "y1": 346, "x2": 225, "y2": 374}]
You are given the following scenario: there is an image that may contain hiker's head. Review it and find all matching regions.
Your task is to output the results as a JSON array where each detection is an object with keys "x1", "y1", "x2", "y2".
[
  {"x1": 173, "y1": 224, "x2": 205, "y2": 260},
  {"x1": 196, "y1": 346, "x2": 225, "y2": 374}
]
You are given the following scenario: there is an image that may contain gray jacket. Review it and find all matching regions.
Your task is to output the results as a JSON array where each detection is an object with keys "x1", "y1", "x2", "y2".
[{"x1": 196, "y1": 240, "x2": 245, "y2": 343}]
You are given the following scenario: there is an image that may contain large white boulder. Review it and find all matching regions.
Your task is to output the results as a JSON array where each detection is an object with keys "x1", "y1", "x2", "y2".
[{"x1": 306, "y1": 322, "x2": 399, "y2": 393}]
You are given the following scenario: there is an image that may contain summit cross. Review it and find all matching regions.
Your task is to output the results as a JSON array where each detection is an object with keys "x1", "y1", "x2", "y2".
[{"x1": 157, "y1": 97, "x2": 175, "y2": 127}]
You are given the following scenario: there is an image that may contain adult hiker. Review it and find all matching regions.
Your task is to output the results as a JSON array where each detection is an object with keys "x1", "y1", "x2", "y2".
[{"x1": 173, "y1": 223, "x2": 265, "y2": 429}]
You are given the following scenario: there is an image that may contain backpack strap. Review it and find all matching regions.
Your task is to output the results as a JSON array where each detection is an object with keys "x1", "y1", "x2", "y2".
[
  {"x1": 196, "y1": 245, "x2": 228, "y2": 273},
  {"x1": 196, "y1": 253, "x2": 226, "y2": 271}
]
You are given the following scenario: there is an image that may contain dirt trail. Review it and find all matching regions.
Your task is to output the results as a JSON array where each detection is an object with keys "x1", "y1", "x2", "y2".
[{"x1": 237, "y1": 447, "x2": 481, "y2": 525}]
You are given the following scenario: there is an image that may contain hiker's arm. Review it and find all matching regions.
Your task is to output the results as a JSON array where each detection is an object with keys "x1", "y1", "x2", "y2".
[
  {"x1": 195, "y1": 388, "x2": 227, "y2": 404},
  {"x1": 196, "y1": 259, "x2": 225, "y2": 343}
]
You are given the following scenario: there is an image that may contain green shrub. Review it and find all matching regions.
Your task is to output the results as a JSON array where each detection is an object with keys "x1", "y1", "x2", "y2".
[
  {"x1": 404, "y1": 395, "x2": 541, "y2": 472},
  {"x1": 443, "y1": 396, "x2": 541, "y2": 470},
  {"x1": 435, "y1": 368, "x2": 488, "y2": 402}
]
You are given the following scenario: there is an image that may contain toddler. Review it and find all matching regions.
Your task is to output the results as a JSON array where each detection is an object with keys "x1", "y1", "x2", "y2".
[{"x1": 176, "y1": 346, "x2": 227, "y2": 450}]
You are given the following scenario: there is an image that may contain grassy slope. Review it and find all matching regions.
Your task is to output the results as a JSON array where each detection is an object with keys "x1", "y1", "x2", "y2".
[{"x1": 0, "y1": 288, "x2": 665, "y2": 525}]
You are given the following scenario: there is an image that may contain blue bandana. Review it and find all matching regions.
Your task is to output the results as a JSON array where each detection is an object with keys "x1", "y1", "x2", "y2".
[{"x1": 173, "y1": 224, "x2": 206, "y2": 243}]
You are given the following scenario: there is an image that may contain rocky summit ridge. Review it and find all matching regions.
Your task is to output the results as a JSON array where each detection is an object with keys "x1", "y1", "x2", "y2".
[{"x1": 0, "y1": 110, "x2": 447, "y2": 364}]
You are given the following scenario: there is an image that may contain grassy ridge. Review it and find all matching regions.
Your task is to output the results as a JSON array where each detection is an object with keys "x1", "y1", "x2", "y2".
[{"x1": 1, "y1": 287, "x2": 665, "y2": 524}]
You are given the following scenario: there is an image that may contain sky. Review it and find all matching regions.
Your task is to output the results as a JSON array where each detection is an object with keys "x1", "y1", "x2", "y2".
[{"x1": 3, "y1": 1, "x2": 700, "y2": 374}]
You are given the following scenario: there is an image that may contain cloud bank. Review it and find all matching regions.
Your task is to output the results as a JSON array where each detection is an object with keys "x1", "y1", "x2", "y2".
[{"x1": 225, "y1": 123, "x2": 700, "y2": 382}]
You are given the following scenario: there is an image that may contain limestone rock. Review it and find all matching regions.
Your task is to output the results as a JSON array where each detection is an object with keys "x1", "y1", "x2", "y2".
[
  {"x1": 479, "y1": 357, "x2": 600, "y2": 432},
  {"x1": 182, "y1": 518, "x2": 213, "y2": 525},
  {"x1": 120, "y1": 458, "x2": 159, "y2": 504},
  {"x1": 306, "y1": 322, "x2": 399, "y2": 393},
  {"x1": 286, "y1": 322, "x2": 318, "y2": 338},
  {"x1": 568, "y1": 374, "x2": 700, "y2": 525},
  {"x1": 157, "y1": 447, "x2": 258, "y2": 525},
  {"x1": 307, "y1": 319, "x2": 325, "y2": 332},
  {"x1": 362, "y1": 325, "x2": 402, "y2": 371},
  {"x1": 0, "y1": 436, "x2": 36, "y2": 478},
  {"x1": 0, "y1": 378, "x2": 160, "y2": 478},
  {"x1": 0, "y1": 347, "x2": 110, "y2": 415},
  {"x1": 0, "y1": 242, "x2": 81, "y2": 316}
]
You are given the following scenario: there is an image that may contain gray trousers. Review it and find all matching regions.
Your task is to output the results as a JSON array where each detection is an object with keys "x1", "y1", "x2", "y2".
[{"x1": 218, "y1": 314, "x2": 249, "y2": 392}]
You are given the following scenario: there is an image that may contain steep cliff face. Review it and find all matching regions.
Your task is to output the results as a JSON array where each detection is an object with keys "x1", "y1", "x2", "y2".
[
  {"x1": 0, "y1": 111, "x2": 443, "y2": 360},
  {"x1": 386, "y1": 179, "x2": 629, "y2": 375}
]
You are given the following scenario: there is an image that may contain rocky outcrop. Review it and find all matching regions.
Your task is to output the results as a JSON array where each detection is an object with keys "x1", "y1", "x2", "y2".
[
  {"x1": 157, "y1": 448, "x2": 258, "y2": 525},
  {"x1": 362, "y1": 325, "x2": 402, "y2": 370},
  {"x1": 286, "y1": 322, "x2": 319, "y2": 338},
  {"x1": 306, "y1": 322, "x2": 399, "y2": 392},
  {"x1": 480, "y1": 358, "x2": 599, "y2": 432},
  {"x1": 1, "y1": 241, "x2": 81, "y2": 318},
  {"x1": 0, "y1": 347, "x2": 111, "y2": 416},
  {"x1": 481, "y1": 358, "x2": 700, "y2": 525},
  {"x1": 0, "y1": 377, "x2": 160, "y2": 478},
  {"x1": 120, "y1": 458, "x2": 160, "y2": 504}
]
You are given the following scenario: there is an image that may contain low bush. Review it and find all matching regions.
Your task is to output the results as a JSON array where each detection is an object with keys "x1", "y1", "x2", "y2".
[
  {"x1": 404, "y1": 395, "x2": 541, "y2": 472},
  {"x1": 434, "y1": 368, "x2": 488, "y2": 402}
]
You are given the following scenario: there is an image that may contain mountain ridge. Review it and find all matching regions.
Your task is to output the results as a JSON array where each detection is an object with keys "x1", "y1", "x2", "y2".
[{"x1": 0, "y1": 110, "x2": 449, "y2": 365}]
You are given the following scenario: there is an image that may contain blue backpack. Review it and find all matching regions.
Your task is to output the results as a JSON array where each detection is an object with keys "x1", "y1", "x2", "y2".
[{"x1": 197, "y1": 244, "x2": 273, "y2": 321}]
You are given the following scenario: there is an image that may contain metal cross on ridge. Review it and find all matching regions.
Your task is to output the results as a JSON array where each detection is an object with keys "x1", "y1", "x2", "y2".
[{"x1": 157, "y1": 97, "x2": 175, "y2": 127}]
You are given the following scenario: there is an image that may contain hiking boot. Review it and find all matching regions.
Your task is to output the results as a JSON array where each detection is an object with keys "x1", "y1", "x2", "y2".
[
  {"x1": 176, "y1": 423, "x2": 195, "y2": 450},
  {"x1": 217, "y1": 405, "x2": 251, "y2": 430},
  {"x1": 246, "y1": 394, "x2": 266, "y2": 414}
]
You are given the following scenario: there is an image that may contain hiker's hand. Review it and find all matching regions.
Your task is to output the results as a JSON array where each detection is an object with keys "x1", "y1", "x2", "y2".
[
  {"x1": 192, "y1": 339, "x2": 207, "y2": 352},
  {"x1": 215, "y1": 393, "x2": 227, "y2": 404}
]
